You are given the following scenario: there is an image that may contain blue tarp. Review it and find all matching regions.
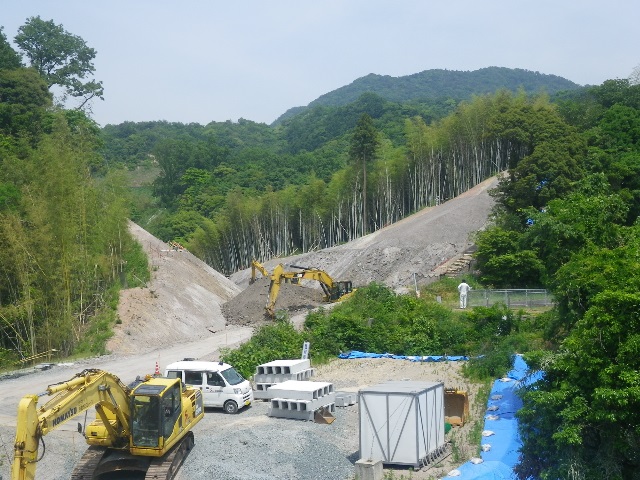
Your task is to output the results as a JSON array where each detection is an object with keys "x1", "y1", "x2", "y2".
[
  {"x1": 445, "y1": 354, "x2": 542, "y2": 479},
  {"x1": 338, "y1": 350, "x2": 542, "y2": 479},
  {"x1": 338, "y1": 350, "x2": 469, "y2": 362}
]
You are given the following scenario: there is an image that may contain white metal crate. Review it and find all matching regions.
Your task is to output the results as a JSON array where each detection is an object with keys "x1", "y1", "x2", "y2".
[{"x1": 359, "y1": 381, "x2": 445, "y2": 467}]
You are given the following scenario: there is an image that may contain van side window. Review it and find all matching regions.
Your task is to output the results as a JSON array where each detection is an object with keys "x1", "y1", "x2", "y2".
[
  {"x1": 184, "y1": 371, "x2": 202, "y2": 385},
  {"x1": 206, "y1": 372, "x2": 226, "y2": 387}
]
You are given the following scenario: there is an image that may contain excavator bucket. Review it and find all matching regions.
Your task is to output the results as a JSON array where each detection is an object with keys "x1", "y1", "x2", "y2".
[
  {"x1": 444, "y1": 388, "x2": 469, "y2": 427},
  {"x1": 314, "y1": 406, "x2": 336, "y2": 424}
]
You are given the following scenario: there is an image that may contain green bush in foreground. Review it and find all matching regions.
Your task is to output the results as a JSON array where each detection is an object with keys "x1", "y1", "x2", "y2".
[
  {"x1": 221, "y1": 282, "x2": 547, "y2": 381},
  {"x1": 220, "y1": 319, "x2": 305, "y2": 379}
]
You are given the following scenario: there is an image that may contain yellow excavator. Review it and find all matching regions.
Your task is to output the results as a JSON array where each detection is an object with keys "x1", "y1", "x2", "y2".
[
  {"x1": 265, "y1": 263, "x2": 355, "y2": 317},
  {"x1": 12, "y1": 368, "x2": 204, "y2": 480}
]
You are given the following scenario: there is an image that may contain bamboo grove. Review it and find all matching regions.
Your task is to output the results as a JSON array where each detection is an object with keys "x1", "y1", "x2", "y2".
[
  {"x1": 0, "y1": 114, "x2": 142, "y2": 363},
  {"x1": 0, "y1": 72, "x2": 142, "y2": 367},
  {"x1": 186, "y1": 92, "x2": 553, "y2": 274},
  {"x1": 0, "y1": 19, "x2": 150, "y2": 365}
]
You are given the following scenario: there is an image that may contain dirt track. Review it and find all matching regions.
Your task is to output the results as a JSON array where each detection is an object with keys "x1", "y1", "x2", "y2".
[{"x1": 0, "y1": 176, "x2": 498, "y2": 479}]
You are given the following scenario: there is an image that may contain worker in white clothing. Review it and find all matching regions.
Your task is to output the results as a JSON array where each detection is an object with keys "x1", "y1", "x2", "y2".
[{"x1": 457, "y1": 279, "x2": 472, "y2": 309}]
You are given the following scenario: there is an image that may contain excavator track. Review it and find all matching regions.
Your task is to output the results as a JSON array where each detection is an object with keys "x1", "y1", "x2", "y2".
[
  {"x1": 69, "y1": 432, "x2": 194, "y2": 480},
  {"x1": 145, "y1": 431, "x2": 195, "y2": 480},
  {"x1": 70, "y1": 446, "x2": 108, "y2": 479}
]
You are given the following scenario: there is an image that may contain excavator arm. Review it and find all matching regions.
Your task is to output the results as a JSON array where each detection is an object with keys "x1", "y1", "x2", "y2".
[
  {"x1": 265, "y1": 264, "x2": 286, "y2": 316},
  {"x1": 250, "y1": 259, "x2": 270, "y2": 284},
  {"x1": 12, "y1": 369, "x2": 132, "y2": 480}
]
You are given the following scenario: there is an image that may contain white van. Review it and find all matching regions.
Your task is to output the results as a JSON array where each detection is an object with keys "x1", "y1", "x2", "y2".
[{"x1": 164, "y1": 360, "x2": 253, "y2": 414}]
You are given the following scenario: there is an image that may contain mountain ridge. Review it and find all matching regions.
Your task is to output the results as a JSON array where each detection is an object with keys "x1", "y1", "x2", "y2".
[{"x1": 273, "y1": 66, "x2": 581, "y2": 125}]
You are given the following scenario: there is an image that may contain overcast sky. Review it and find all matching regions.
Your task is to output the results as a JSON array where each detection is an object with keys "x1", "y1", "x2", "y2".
[{"x1": 3, "y1": 1, "x2": 638, "y2": 127}]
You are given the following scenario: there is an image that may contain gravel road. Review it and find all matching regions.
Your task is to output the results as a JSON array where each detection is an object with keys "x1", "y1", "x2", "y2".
[{"x1": 0, "y1": 358, "x2": 480, "y2": 480}]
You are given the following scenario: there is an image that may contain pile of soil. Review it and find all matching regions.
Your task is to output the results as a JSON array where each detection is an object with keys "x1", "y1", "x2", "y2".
[
  {"x1": 107, "y1": 222, "x2": 242, "y2": 355},
  {"x1": 221, "y1": 277, "x2": 324, "y2": 326}
]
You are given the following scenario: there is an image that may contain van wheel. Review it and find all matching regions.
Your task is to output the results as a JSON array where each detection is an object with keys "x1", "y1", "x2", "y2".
[{"x1": 224, "y1": 400, "x2": 239, "y2": 414}]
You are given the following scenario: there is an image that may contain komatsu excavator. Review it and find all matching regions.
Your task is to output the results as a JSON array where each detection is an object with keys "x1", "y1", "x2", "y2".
[
  {"x1": 12, "y1": 368, "x2": 204, "y2": 480},
  {"x1": 265, "y1": 263, "x2": 354, "y2": 317}
]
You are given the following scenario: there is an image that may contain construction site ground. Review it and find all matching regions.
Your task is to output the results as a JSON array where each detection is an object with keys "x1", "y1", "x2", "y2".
[{"x1": 0, "y1": 176, "x2": 498, "y2": 480}]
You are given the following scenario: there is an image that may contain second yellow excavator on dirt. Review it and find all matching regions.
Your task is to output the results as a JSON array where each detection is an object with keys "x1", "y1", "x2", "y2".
[
  {"x1": 265, "y1": 263, "x2": 355, "y2": 317},
  {"x1": 12, "y1": 368, "x2": 204, "y2": 480}
]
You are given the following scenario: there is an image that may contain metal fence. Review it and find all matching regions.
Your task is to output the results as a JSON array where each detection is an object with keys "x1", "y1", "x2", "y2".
[{"x1": 468, "y1": 289, "x2": 554, "y2": 308}]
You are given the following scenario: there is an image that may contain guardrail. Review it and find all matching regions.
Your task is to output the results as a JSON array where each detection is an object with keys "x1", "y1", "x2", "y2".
[
  {"x1": 468, "y1": 289, "x2": 553, "y2": 308},
  {"x1": 17, "y1": 349, "x2": 58, "y2": 364}
]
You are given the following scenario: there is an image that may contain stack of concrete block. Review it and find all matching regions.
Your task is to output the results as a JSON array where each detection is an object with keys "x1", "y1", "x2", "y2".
[
  {"x1": 335, "y1": 391, "x2": 357, "y2": 407},
  {"x1": 267, "y1": 380, "x2": 336, "y2": 421},
  {"x1": 253, "y1": 359, "x2": 314, "y2": 400}
]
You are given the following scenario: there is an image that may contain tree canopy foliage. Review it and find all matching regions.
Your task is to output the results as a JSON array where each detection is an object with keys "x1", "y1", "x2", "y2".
[
  {"x1": 275, "y1": 67, "x2": 580, "y2": 124},
  {"x1": 0, "y1": 27, "x2": 22, "y2": 70},
  {"x1": 14, "y1": 16, "x2": 104, "y2": 110},
  {"x1": 464, "y1": 80, "x2": 640, "y2": 479},
  {"x1": 107, "y1": 88, "x2": 582, "y2": 274},
  {"x1": 0, "y1": 18, "x2": 141, "y2": 367}
]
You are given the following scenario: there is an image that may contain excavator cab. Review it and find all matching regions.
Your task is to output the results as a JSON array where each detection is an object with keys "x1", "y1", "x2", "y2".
[
  {"x1": 131, "y1": 386, "x2": 163, "y2": 448},
  {"x1": 331, "y1": 281, "x2": 353, "y2": 301},
  {"x1": 128, "y1": 378, "x2": 202, "y2": 455},
  {"x1": 13, "y1": 370, "x2": 204, "y2": 480}
]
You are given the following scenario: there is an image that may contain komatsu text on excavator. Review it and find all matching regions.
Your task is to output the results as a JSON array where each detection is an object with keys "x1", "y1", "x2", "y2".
[{"x1": 12, "y1": 368, "x2": 204, "y2": 480}]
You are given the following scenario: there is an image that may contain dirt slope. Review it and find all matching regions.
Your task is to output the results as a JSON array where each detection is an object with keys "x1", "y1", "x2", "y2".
[
  {"x1": 107, "y1": 221, "x2": 242, "y2": 355},
  {"x1": 224, "y1": 176, "x2": 498, "y2": 324},
  {"x1": 112, "y1": 176, "x2": 497, "y2": 339}
]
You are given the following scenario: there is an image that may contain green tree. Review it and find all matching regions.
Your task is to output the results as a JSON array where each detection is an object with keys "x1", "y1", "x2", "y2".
[
  {"x1": 523, "y1": 177, "x2": 627, "y2": 278},
  {"x1": 0, "y1": 67, "x2": 52, "y2": 139},
  {"x1": 591, "y1": 79, "x2": 640, "y2": 109},
  {"x1": 0, "y1": 27, "x2": 22, "y2": 69},
  {"x1": 473, "y1": 227, "x2": 544, "y2": 287},
  {"x1": 349, "y1": 113, "x2": 379, "y2": 234},
  {"x1": 518, "y1": 289, "x2": 640, "y2": 479},
  {"x1": 14, "y1": 16, "x2": 104, "y2": 110},
  {"x1": 152, "y1": 138, "x2": 193, "y2": 206}
]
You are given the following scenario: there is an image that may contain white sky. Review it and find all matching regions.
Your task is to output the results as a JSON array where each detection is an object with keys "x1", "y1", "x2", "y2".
[{"x1": 2, "y1": 1, "x2": 638, "y2": 127}]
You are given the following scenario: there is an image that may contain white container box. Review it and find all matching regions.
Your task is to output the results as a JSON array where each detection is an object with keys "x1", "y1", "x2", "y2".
[{"x1": 359, "y1": 381, "x2": 445, "y2": 467}]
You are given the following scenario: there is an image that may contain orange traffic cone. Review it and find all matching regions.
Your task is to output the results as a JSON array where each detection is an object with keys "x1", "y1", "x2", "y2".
[{"x1": 155, "y1": 361, "x2": 160, "y2": 376}]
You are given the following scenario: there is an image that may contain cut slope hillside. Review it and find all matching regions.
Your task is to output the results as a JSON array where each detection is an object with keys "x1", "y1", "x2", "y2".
[
  {"x1": 107, "y1": 221, "x2": 242, "y2": 355},
  {"x1": 109, "y1": 176, "x2": 498, "y2": 345},
  {"x1": 224, "y1": 176, "x2": 498, "y2": 324}
]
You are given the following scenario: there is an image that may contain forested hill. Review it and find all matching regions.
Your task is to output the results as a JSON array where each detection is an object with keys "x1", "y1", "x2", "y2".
[{"x1": 273, "y1": 66, "x2": 580, "y2": 124}]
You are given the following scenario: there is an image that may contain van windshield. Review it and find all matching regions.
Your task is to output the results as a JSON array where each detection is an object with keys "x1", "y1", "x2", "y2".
[{"x1": 220, "y1": 367, "x2": 245, "y2": 386}]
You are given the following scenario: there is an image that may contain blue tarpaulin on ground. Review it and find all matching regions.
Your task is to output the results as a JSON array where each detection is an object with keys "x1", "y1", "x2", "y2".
[
  {"x1": 443, "y1": 354, "x2": 542, "y2": 479},
  {"x1": 338, "y1": 350, "x2": 469, "y2": 362},
  {"x1": 338, "y1": 350, "x2": 542, "y2": 479}
]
